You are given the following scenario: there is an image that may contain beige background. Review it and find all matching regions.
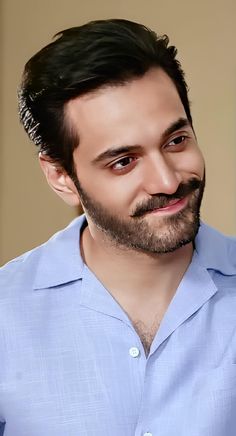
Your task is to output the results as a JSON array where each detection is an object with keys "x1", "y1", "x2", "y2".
[{"x1": 1, "y1": 0, "x2": 236, "y2": 265}]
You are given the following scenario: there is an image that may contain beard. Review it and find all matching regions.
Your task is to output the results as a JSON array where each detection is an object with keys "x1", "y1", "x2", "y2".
[{"x1": 73, "y1": 173, "x2": 205, "y2": 255}]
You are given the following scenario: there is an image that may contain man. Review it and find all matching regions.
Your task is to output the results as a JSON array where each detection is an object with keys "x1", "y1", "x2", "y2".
[{"x1": 0, "y1": 18, "x2": 236, "y2": 436}]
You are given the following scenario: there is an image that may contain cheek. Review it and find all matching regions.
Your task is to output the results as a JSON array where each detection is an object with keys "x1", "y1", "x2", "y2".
[
  {"x1": 174, "y1": 148, "x2": 205, "y2": 178},
  {"x1": 79, "y1": 168, "x2": 136, "y2": 208},
  {"x1": 103, "y1": 177, "x2": 138, "y2": 206},
  {"x1": 191, "y1": 150, "x2": 205, "y2": 178}
]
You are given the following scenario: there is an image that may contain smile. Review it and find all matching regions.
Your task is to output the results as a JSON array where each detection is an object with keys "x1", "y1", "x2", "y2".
[{"x1": 147, "y1": 196, "x2": 189, "y2": 215}]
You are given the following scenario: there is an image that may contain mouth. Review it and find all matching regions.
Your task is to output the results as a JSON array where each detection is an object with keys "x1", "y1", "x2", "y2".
[{"x1": 146, "y1": 196, "x2": 189, "y2": 216}]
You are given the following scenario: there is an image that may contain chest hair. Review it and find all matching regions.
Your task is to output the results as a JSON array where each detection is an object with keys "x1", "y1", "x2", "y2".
[{"x1": 133, "y1": 318, "x2": 160, "y2": 356}]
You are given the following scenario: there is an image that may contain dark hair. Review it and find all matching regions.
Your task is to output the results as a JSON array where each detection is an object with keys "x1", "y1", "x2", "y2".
[{"x1": 18, "y1": 18, "x2": 192, "y2": 176}]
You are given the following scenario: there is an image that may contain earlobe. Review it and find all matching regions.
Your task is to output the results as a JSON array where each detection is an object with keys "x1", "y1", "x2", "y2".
[{"x1": 38, "y1": 153, "x2": 80, "y2": 206}]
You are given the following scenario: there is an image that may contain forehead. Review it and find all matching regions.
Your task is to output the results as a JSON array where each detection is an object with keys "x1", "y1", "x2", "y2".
[{"x1": 66, "y1": 68, "x2": 187, "y2": 150}]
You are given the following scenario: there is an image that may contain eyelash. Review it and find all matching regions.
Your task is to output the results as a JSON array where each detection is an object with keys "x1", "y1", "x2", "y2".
[
  {"x1": 167, "y1": 135, "x2": 187, "y2": 148},
  {"x1": 111, "y1": 156, "x2": 137, "y2": 172},
  {"x1": 109, "y1": 135, "x2": 188, "y2": 173}
]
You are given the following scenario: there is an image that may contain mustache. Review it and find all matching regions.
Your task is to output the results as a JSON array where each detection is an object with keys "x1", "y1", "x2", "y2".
[{"x1": 131, "y1": 178, "x2": 201, "y2": 218}]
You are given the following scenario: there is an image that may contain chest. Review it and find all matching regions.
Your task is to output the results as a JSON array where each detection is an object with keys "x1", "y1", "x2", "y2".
[
  {"x1": 1, "y1": 304, "x2": 236, "y2": 436},
  {"x1": 132, "y1": 317, "x2": 160, "y2": 355}
]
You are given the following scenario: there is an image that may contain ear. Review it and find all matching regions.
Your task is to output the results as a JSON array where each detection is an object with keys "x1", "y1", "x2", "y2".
[{"x1": 39, "y1": 153, "x2": 80, "y2": 207}]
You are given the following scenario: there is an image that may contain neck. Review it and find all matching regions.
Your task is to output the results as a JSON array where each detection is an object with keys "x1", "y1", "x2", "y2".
[
  {"x1": 81, "y1": 223, "x2": 193, "y2": 302},
  {"x1": 81, "y1": 221, "x2": 194, "y2": 355}
]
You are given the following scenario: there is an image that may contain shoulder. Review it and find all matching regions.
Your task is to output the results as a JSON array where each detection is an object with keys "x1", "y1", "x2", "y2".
[
  {"x1": 196, "y1": 222, "x2": 236, "y2": 275},
  {"x1": 195, "y1": 223, "x2": 236, "y2": 297},
  {"x1": 0, "y1": 216, "x2": 85, "y2": 298},
  {"x1": 198, "y1": 222, "x2": 236, "y2": 245},
  {"x1": 0, "y1": 245, "x2": 42, "y2": 296}
]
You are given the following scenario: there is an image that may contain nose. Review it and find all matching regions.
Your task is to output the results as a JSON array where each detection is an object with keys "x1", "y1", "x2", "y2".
[{"x1": 142, "y1": 154, "x2": 181, "y2": 195}]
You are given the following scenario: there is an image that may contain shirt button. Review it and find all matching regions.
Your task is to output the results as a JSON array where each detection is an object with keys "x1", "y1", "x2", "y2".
[
  {"x1": 129, "y1": 347, "x2": 140, "y2": 358},
  {"x1": 143, "y1": 433, "x2": 153, "y2": 436}
]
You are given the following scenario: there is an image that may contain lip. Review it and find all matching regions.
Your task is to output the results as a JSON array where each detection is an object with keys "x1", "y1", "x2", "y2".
[{"x1": 147, "y1": 196, "x2": 189, "y2": 215}]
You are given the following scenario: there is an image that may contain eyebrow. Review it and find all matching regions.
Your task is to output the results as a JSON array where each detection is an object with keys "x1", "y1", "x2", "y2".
[
  {"x1": 92, "y1": 117, "x2": 191, "y2": 165},
  {"x1": 163, "y1": 117, "x2": 191, "y2": 138}
]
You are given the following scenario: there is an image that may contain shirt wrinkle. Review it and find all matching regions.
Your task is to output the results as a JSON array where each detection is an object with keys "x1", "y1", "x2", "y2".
[{"x1": 1, "y1": 217, "x2": 236, "y2": 436}]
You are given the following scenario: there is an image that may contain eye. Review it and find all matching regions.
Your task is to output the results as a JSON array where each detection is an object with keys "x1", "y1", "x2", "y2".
[
  {"x1": 167, "y1": 135, "x2": 187, "y2": 148},
  {"x1": 111, "y1": 156, "x2": 137, "y2": 172}
]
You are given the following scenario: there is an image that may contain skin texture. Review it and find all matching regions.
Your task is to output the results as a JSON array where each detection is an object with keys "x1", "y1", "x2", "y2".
[{"x1": 40, "y1": 68, "x2": 205, "y2": 353}]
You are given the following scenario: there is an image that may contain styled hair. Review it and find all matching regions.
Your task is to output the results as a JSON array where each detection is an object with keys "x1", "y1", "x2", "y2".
[{"x1": 18, "y1": 18, "x2": 192, "y2": 176}]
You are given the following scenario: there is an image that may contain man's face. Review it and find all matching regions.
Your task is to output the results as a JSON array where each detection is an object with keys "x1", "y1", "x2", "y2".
[{"x1": 67, "y1": 68, "x2": 205, "y2": 254}]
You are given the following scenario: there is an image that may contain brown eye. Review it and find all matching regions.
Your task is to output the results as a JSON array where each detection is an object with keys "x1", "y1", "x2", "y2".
[
  {"x1": 112, "y1": 156, "x2": 135, "y2": 170},
  {"x1": 168, "y1": 135, "x2": 186, "y2": 146}
]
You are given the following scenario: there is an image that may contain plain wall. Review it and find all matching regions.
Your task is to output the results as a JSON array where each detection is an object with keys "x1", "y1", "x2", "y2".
[{"x1": 1, "y1": 0, "x2": 236, "y2": 265}]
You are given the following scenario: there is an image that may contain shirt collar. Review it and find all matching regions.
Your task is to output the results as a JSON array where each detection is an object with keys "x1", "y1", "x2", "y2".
[
  {"x1": 195, "y1": 222, "x2": 236, "y2": 275},
  {"x1": 33, "y1": 216, "x2": 86, "y2": 290},
  {"x1": 33, "y1": 217, "x2": 236, "y2": 290}
]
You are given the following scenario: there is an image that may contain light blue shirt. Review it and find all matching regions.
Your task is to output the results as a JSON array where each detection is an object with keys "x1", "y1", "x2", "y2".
[{"x1": 0, "y1": 216, "x2": 236, "y2": 436}]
